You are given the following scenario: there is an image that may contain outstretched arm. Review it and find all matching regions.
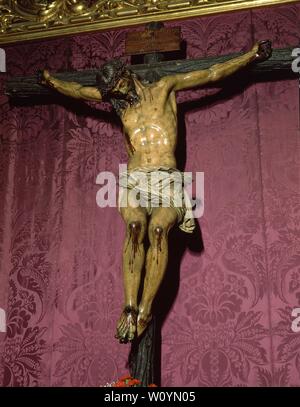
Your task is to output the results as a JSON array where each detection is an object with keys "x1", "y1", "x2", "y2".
[
  {"x1": 161, "y1": 40, "x2": 272, "y2": 92},
  {"x1": 40, "y1": 70, "x2": 102, "y2": 102}
]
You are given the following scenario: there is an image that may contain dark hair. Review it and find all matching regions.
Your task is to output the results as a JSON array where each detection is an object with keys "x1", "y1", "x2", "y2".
[
  {"x1": 96, "y1": 59, "x2": 129, "y2": 98},
  {"x1": 96, "y1": 59, "x2": 138, "y2": 116}
]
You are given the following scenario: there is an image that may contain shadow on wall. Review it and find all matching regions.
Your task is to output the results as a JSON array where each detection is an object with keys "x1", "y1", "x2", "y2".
[{"x1": 151, "y1": 220, "x2": 204, "y2": 385}]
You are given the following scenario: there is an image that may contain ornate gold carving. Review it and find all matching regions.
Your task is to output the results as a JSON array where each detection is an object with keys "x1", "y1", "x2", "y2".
[{"x1": 0, "y1": 0, "x2": 298, "y2": 44}]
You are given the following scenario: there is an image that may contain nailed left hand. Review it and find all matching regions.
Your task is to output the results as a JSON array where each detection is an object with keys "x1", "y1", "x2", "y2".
[{"x1": 254, "y1": 40, "x2": 272, "y2": 62}]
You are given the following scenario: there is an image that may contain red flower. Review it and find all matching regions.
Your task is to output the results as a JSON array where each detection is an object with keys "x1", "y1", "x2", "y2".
[
  {"x1": 111, "y1": 374, "x2": 156, "y2": 387},
  {"x1": 119, "y1": 375, "x2": 132, "y2": 381}
]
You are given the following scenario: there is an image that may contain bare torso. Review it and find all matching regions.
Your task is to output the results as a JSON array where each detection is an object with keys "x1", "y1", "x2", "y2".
[
  {"x1": 40, "y1": 40, "x2": 271, "y2": 342},
  {"x1": 121, "y1": 78, "x2": 178, "y2": 171}
]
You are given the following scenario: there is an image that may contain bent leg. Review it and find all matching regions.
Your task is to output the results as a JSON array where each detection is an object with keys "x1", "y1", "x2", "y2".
[
  {"x1": 137, "y1": 207, "x2": 177, "y2": 337},
  {"x1": 116, "y1": 205, "x2": 147, "y2": 343}
]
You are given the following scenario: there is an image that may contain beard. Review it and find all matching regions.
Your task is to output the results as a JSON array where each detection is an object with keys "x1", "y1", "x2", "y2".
[
  {"x1": 126, "y1": 87, "x2": 139, "y2": 106},
  {"x1": 109, "y1": 82, "x2": 140, "y2": 116}
]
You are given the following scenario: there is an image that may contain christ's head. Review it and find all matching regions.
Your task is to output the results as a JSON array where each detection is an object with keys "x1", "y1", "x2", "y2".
[{"x1": 96, "y1": 59, "x2": 139, "y2": 115}]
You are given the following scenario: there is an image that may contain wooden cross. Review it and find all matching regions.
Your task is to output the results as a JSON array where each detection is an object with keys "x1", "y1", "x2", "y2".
[{"x1": 5, "y1": 22, "x2": 297, "y2": 98}]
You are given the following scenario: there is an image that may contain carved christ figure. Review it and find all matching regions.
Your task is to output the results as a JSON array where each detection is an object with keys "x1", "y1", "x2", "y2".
[{"x1": 41, "y1": 40, "x2": 272, "y2": 343}]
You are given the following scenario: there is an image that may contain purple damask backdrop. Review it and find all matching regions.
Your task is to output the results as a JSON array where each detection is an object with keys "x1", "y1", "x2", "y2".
[{"x1": 0, "y1": 3, "x2": 300, "y2": 387}]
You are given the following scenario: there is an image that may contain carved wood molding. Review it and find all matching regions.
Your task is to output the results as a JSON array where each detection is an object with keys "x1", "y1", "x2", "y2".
[{"x1": 0, "y1": 0, "x2": 299, "y2": 45}]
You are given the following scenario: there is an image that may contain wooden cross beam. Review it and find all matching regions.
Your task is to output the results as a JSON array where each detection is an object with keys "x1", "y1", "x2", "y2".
[
  {"x1": 5, "y1": 46, "x2": 296, "y2": 99},
  {"x1": 4, "y1": 22, "x2": 297, "y2": 99}
]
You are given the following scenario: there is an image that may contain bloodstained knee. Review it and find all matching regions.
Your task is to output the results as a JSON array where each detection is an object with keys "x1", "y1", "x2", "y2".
[
  {"x1": 125, "y1": 220, "x2": 144, "y2": 262},
  {"x1": 154, "y1": 225, "x2": 163, "y2": 238},
  {"x1": 149, "y1": 225, "x2": 165, "y2": 250},
  {"x1": 126, "y1": 220, "x2": 145, "y2": 248},
  {"x1": 128, "y1": 220, "x2": 142, "y2": 240}
]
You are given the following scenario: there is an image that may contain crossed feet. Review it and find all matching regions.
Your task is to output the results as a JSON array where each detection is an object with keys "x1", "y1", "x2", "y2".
[{"x1": 115, "y1": 305, "x2": 152, "y2": 343}]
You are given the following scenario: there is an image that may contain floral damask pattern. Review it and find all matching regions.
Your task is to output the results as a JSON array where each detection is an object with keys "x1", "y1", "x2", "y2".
[
  {"x1": 275, "y1": 307, "x2": 300, "y2": 376},
  {"x1": 2, "y1": 279, "x2": 47, "y2": 387},
  {"x1": 163, "y1": 311, "x2": 268, "y2": 386},
  {"x1": 0, "y1": 3, "x2": 300, "y2": 386},
  {"x1": 2, "y1": 326, "x2": 47, "y2": 387},
  {"x1": 185, "y1": 265, "x2": 248, "y2": 326}
]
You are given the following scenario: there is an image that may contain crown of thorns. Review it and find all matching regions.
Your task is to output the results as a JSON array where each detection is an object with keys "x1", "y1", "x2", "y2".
[{"x1": 96, "y1": 59, "x2": 129, "y2": 97}]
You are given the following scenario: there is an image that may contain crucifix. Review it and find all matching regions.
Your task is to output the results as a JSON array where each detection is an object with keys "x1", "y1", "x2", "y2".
[{"x1": 5, "y1": 22, "x2": 296, "y2": 386}]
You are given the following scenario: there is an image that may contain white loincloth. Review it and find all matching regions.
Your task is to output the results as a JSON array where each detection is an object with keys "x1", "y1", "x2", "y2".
[{"x1": 118, "y1": 166, "x2": 195, "y2": 233}]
